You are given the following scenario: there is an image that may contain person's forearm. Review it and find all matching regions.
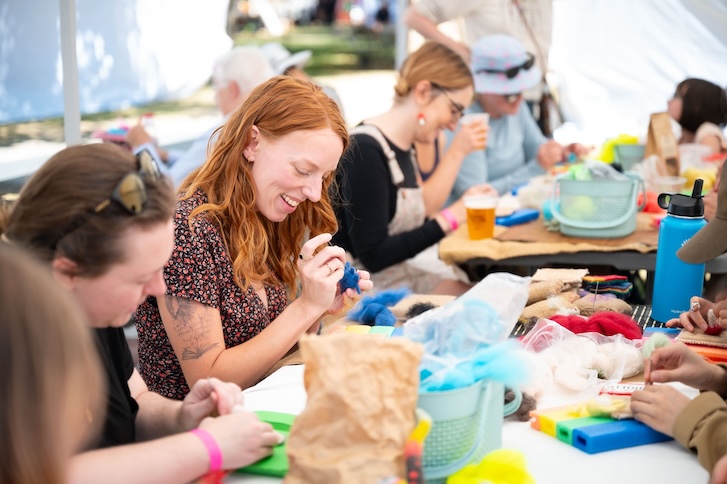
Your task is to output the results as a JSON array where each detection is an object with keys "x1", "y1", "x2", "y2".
[
  {"x1": 423, "y1": 144, "x2": 471, "y2": 215},
  {"x1": 69, "y1": 432, "x2": 208, "y2": 484},
  {"x1": 356, "y1": 220, "x2": 445, "y2": 272},
  {"x1": 674, "y1": 393, "x2": 727, "y2": 472},
  {"x1": 404, "y1": 8, "x2": 461, "y2": 52},
  {"x1": 201, "y1": 300, "x2": 322, "y2": 390},
  {"x1": 489, "y1": 159, "x2": 544, "y2": 195},
  {"x1": 705, "y1": 364, "x2": 727, "y2": 398},
  {"x1": 134, "y1": 391, "x2": 185, "y2": 440}
]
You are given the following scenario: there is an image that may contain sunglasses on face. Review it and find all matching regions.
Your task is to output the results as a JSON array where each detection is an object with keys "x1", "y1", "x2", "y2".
[
  {"x1": 51, "y1": 149, "x2": 162, "y2": 248},
  {"x1": 431, "y1": 84, "x2": 466, "y2": 121},
  {"x1": 476, "y1": 53, "x2": 535, "y2": 79}
]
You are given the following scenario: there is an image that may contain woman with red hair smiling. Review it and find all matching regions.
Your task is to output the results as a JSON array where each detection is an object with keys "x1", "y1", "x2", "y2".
[{"x1": 136, "y1": 76, "x2": 372, "y2": 398}]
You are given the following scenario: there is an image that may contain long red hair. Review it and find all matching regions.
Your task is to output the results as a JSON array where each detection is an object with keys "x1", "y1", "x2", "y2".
[{"x1": 179, "y1": 76, "x2": 348, "y2": 293}]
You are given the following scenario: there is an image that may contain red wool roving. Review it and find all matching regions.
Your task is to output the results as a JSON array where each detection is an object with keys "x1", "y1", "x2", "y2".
[{"x1": 550, "y1": 312, "x2": 642, "y2": 340}]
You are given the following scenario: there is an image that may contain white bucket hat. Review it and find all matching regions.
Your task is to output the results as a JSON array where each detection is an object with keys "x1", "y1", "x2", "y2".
[
  {"x1": 471, "y1": 35, "x2": 542, "y2": 94},
  {"x1": 259, "y1": 42, "x2": 312, "y2": 76}
]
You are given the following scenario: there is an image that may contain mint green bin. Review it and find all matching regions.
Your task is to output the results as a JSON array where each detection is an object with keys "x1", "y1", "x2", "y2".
[
  {"x1": 550, "y1": 173, "x2": 646, "y2": 238},
  {"x1": 417, "y1": 380, "x2": 521, "y2": 482}
]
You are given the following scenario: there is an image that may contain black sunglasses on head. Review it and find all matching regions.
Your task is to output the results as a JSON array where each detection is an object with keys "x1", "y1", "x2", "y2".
[
  {"x1": 476, "y1": 53, "x2": 535, "y2": 79},
  {"x1": 96, "y1": 149, "x2": 161, "y2": 214},
  {"x1": 51, "y1": 149, "x2": 162, "y2": 248}
]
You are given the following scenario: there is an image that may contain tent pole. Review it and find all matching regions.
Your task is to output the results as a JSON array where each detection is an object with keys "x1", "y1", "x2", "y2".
[
  {"x1": 395, "y1": 0, "x2": 408, "y2": 69},
  {"x1": 59, "y1": 0, "x2": 81, "y2": 146}
]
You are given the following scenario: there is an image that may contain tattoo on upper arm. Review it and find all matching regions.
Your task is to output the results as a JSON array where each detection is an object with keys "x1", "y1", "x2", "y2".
[{"x1": 164, "y1": 296, "x2": 220, "y2": 360}]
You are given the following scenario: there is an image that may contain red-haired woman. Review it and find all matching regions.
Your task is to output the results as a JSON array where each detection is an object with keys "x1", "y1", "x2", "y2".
[{"x1": 135, "y1": 76, "x2": 372, "y2": 398}]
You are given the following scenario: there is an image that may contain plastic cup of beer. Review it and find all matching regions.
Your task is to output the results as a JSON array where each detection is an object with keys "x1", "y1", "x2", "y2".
[
  {"x1": 463, "y1": 195, "x2": 498, "y2": 240},
  {"x1": 460, "y1": 112, "x2": 489, "y2": 126}
]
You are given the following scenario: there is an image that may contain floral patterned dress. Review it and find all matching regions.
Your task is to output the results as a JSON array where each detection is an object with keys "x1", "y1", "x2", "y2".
[{"x1": 134, "y1": 189, "x2": 287, "y2": 399}]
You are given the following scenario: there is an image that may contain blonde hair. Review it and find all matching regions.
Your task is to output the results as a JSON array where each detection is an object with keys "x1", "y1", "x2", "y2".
[
  {"x1": 179, "y1": 76, "x2": 348, "y2": 293},
  {"x1": 0, "y1": 244, "x2": 105, "y2": 484},
  {"x1": 393, "y1": 41, "x2": 473, "y2": 98}
]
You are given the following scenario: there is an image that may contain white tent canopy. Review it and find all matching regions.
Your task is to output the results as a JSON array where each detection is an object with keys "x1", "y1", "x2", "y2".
[
  {"x1": 1, "y1": 0, "x2": 231, "y2": 127},
  {"x1": 549, "y1": 0, "x2": 727, "y2": 144},
  {"x1": 1, "y1": 0, "x2": 726, "y2": 146}
]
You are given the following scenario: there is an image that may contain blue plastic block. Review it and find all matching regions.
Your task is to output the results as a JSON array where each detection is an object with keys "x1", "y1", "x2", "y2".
[{"x1": 572, "y1": 419, "x2": 671, "y2": 454}]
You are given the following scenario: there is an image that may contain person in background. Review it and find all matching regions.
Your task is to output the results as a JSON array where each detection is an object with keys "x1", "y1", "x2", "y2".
[
  {"x1": 0, "y1": 143, "x2": 280, "y2": 482},
  {"x1": 448, "y1": 35, "x2": 585, "y2": 201},
  {"x1": 126, "y1": 46, "x2": 275, "y2": 187},
  {"x1": 668, "y1": 78, "x2": 727, "y2": 234},
  {"x1": 333, "y1": 41, "x2": 492, "y2": 295},
  {"x1": 0, "y1": 243, "x2": 104, "y2": 484},
  {"x1": 259, "y1": 42, "x2": 345, "y2": 116},
  {"x1": 135, "y1": 76, "x2": 372, "y2": 400},
  {"x1": 668, "y1": 78, "x2": 727, "y2": 154},
  {"x1": 404, "y1": 0, "x2": 552, "y2": 110}
]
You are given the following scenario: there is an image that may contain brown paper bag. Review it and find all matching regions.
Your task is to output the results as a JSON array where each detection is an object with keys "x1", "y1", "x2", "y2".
[
  {"x1": 645, "y1": 112, "x2": 680, "y2": 176},
  {"x1": 284, "y1": 334, "x2": 423, "y2": 484}
]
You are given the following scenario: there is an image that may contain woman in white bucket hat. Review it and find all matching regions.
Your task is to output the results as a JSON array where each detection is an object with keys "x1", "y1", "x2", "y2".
[{"x1": 447, "y1": 35, "x2": 586, "y2": 201}]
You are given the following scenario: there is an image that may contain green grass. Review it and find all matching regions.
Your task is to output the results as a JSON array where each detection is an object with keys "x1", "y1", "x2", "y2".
[{"x1": 233, "y1": 25, "x2": 395, "y2": 75}]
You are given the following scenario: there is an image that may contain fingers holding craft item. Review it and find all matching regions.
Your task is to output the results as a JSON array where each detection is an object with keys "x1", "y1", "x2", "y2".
[
  {"x1": 324, "y1": 261, "x2": 332, "y2": 275},
  {"x1": 666, "y1": 296, "x2": 711, "y2": 332},
  {"x1": 297, "y1": 233, "x2": 332, "y2": 264},
  {"x1": 297, "y1": 234, "x2": 347, "y2": 311}
]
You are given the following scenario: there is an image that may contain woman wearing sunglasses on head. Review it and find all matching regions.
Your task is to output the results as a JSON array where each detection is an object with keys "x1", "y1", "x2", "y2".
[
  {"x1": 447, "y1": 34, "x2": 587, "y2": 201},
  {"x1": 0, "y1": 244, "x2": 104, "y2": 484},
  {"x1": 0, "y1": 143, "x2": 280, "y2": 482},
  {"x1": 332, "y1": 41, "x2": 493, "y2": 295},
  {"x1": 135, "y1": 76, "x2": 372, "y2": 399}
]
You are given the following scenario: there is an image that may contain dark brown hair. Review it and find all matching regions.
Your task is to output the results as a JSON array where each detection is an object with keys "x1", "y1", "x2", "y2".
[
  {"x1": 676, "y1": 78, "x2": 727, "y2": 133},
  {"x1": 179, "y1": 76, "x2": 348, "y2": 293},
  {"x1": 0, "y1": 143, "x2": 175, "y2": 277}
]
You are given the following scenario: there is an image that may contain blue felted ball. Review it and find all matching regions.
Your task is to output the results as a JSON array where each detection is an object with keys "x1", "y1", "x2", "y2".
[
  {"x1": 358, "y1": 303, "x2": 396, "y2": 326},
  {"x1": 347, "y1": 287, "x2": 411, "y2": 326},
  {"x1": 338, "y1": 261, "x2": 361, "y2": 294}
]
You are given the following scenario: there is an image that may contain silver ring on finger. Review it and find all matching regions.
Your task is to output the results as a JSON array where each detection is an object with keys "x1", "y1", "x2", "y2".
[{"x1": 325, "y1": 262, "x2": 333, "y2": 276}]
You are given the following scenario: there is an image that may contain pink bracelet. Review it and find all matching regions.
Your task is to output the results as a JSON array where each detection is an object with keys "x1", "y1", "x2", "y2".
[
  {"x1": 440, "y1": 208, "x2": 459, "y2": 231},
  {"x1": 190, "y1": 428, "x2": 223, "y2": 472}
]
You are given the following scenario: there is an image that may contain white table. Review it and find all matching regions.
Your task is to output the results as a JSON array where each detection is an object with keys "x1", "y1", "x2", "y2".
[{"x1": 231, "y1": 365, "x2": 708, "y2": 484}]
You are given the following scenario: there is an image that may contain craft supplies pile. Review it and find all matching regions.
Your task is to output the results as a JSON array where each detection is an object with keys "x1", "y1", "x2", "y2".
[{"x1": 403, "y1": 273, "x2": 534, "y2": 392}]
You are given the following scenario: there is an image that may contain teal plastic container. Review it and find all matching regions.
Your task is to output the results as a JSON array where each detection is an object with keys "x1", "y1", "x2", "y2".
[
  {"x1": 417, "y1": 380, "x2": 521, "y2": 481},
  {"x1": 550, "y1": 173, "x2": 646, "y2": 238},
  {"x1": 613, "y1": 144, "x2": 646, "y2": 171}
]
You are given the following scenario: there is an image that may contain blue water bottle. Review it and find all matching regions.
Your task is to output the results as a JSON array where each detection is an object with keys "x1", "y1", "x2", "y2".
[{"x1": 651, "y1": 180, "x2": 707, "y2": 323}]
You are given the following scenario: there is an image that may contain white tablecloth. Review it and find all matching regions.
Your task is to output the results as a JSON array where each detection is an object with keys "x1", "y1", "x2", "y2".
[{"x1": 231, "y1": 365, "x2": 708, "y2": 484}]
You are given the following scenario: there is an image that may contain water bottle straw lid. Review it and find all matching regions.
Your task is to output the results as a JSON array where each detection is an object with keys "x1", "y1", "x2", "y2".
[{"x1": 677, "y1": 176, "x2": 727, "y2": 264}]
